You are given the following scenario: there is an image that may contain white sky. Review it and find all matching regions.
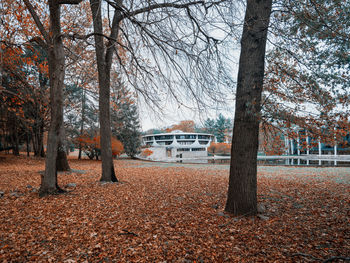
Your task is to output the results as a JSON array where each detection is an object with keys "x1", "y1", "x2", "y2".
[{"x1": 138, "y1": 94, "x2": 237, "y2": 131}]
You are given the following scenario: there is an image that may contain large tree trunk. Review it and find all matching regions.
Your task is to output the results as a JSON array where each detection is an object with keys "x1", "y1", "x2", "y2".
[
  {"x1": 90, "y1": 0, "x2": 119, "y2": 182},
  {"x1": 225, "y1": 0, "x2": 272, "y2": 216},
  {"x1": 39, "y1": 0, "x2": 66, "y2": 195}
]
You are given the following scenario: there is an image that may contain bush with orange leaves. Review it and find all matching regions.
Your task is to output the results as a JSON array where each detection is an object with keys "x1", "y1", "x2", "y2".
[
  {"x1": 76, "y1": 134, "x2": 124, "y2": 160},
  {"x1": 140, "y1": 148, "x2": 153, "y2": 158},
  {"x1": 207, "y1": 142, "x2": 231, "y2": 156}
]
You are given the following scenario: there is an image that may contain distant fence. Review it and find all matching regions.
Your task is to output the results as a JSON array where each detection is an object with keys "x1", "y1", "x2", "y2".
[{"x1": 139, "y1": 154, "x2": 350, "y2": 166}]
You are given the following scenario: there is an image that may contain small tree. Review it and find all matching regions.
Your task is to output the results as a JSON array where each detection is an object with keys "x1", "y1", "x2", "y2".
[
  {"x1": 76, "y1": 134, "x2": 98, "y2": 159},
  {"x1": 76, "y1": 134, "x2": 123, "y2": 160},
  {"x1": 208, "y1": 142, "x2": 231, "y2": 156},
  {"x1": 140, "y1": 148, "x2": 153, "y2": 158},
  {"x1": 111, "y1": 137, "x2": 124, "y2": 158},
  {"x1": 168, "y1": 120, "x2": 196, "y2": 133},
  {"x1": 111, "y1": 78, "x2": 141, "y2": 158}
]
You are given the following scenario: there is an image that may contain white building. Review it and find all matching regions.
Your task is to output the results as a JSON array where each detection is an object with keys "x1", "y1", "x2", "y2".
[{"x1": 141, "y1": 130, "x2": 215, "y2": 162}]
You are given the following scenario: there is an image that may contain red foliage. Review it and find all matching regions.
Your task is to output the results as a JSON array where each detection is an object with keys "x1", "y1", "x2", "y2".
[{"x1": 141, "y1": 148, "x2": 153, "y2": 157}]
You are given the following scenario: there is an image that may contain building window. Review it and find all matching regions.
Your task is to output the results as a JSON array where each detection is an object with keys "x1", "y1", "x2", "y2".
[
  {"x1": 199, "y1": 140, "x2": 209, "y2": 145},
  {"x1": 176, "y1": 135, "x2": 196, "y2": 139},
  {"x1": 177, "y1": 148, "x2": 190, "y2": 152},
  {"x1": 192, "y1": 148, "x2": 205, "y2": 151},
  {"x1": 155, "y1": 135, "x2": 174, "y2": 140},
  {"x1": 178, "y1": 141, "x2": 195, "y2": 145},
  {"x1": 198, "y1": 135, "x2": 210, "y2": 139}
]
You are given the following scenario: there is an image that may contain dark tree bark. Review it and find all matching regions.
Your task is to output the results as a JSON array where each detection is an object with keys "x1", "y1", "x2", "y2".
[
  {"x1": 39, "y1": 0, "x2": 66, "y2": 194},
  {"x1": 56, "y1": 126, "x2": 70, "y2": 171},
  {"x1": 225, "y1": 0, "x2": 272, "y2": 216},
  {"x1": 26, "y1": 132, "x2": 30, "y2": 157},
  {"x1": 78, "y1": 88, "x2": 85, "y2": 160},
  {"x1": 24, "y1": 0, "x2": 82, "y2": 196},
  {"x1": 32, "y1": 122, "x2": 45, "y2": 157},
  {"x1": 11, "y1": 117, "x2": 19, "y2": 156},
  {"x1": 89, "y1": 0, "x2": 120, "y2": 182},
  {"x1": 39, "y1": 123, "x2": 45, "y2": 157},
  {"x1": 32, "y1": 130, "x2": 38, "y2": 155}
]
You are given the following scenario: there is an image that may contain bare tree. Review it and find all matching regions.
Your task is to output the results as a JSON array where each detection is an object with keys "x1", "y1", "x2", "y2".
[
  {"x1": 23, "y1": 0, "x2": 83, "y2": 195},
  {"x1": 87, "y1": 0, "x2": 238, "y2": 181},
  {"x1": 225, "y1": 0, "x2": 272, "y2": 216}
]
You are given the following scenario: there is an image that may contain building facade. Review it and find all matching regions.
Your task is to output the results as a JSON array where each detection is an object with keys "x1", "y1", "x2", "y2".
[{"x1": 141, "y1": 130, "x2": 215, "y2": 162}]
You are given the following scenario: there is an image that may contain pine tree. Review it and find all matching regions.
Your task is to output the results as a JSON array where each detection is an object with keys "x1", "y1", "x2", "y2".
[
  {"x1": 215, "y1": 114, "x2": 232, "y2": 143},
  {"x1": 203, "y1": 118, "x2": 216, "y2": 135},
  {"x1": 111, "y1": 80, "x2": 141, "y2": 158}
]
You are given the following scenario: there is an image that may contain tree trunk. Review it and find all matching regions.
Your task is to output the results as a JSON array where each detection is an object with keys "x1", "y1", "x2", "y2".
[
  {"x1": 78, "y1": 88, "x2": 85, "y2": 160},
  {"x1": 12, "y1": 118, "x2": 19, "y2": 156},
  {"x1": 39, "y1": 0, "x2": 66, "y2": 195},
  {"x1": 56, "y1": 125, "x2": 70, "y2": 171},
  {"x1": 32, "y1": 128, "x2": 38, "y2": 156},
  {"x1": 56, "y1": 142, "x2": 70, "y2": 171},
  {"x1": 32, "y1": 124, "x2": 40, "y2": 156},
  {"x1": 39, "y1": 123, "x2": 45, "y2": 157},
  {"x1": 225, "y1": 0, "x2": 272, "y2": 216},
  {"x1": 90, "y1": 0, "x2": 119, "y2": 182},
  {"x1": 26, "y1": 132, "x2": 30, "y2": 156}
]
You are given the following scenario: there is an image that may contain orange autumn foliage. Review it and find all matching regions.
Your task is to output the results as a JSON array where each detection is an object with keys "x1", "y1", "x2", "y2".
[
  {"x1": 110, "y1": 137, "x2": 124, "y2": 157},
  {"x1": 167, "y1": 120, "x2": 195, "y2": 132},
  {"x1": 207, "y1": 142, "x2": 231, "y2": 155},
  {"x1": 141, "y1": 148, "x2": 153, "y2": 158},
  {"x1": 76, "y1": 134, "x2": 124, "y2": 159}
]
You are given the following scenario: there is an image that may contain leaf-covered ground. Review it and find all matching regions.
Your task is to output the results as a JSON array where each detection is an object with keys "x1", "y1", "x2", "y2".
[{"x1": 0, "y1": 155, "x2": 349, "y2": 262}]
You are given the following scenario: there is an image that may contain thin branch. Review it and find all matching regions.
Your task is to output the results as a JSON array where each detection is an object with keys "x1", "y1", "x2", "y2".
[
  {"x1": 0, "y1": 89, "x2": 25, "y2": 101},
  {"x1": 58, "y1": 0, "x2": 83, "y2": 4}
]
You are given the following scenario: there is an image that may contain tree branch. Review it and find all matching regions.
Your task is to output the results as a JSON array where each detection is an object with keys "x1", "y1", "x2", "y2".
[
  {"x1": 0, "y1": 89, "x2": 25, "y2": 101},
  {"x1": 57, "y1": 0, "x2": 83, "y2": 4},
  {"x1": 22, "y1": 0, "x2": 50, "y2": 44},
  {"x1": 105, "y1": 1, "x2": 123, "y2": 75},
  {"x1": 105, "y1": 0, "x2": 225, "y2": 20}
]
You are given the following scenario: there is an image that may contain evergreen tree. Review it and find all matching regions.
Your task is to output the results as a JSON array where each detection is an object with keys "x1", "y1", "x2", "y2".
[
  {"x1": 215, "y1": 114, "x2": 232, "y2": 143},
  {"x1": 65, "y1": 84, "x2": 99, "y2": 158},
  {"x1": 203, "y1": 118, "x2": 216, "y2": 135},
  {"x1": 111, "y1": 80, "x2": 141, "y2": 158}
]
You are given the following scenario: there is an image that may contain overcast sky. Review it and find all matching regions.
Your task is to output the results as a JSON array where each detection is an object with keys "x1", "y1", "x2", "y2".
[{"x1": 138, "y1": 90, "x2": 237, "y2": 131}]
